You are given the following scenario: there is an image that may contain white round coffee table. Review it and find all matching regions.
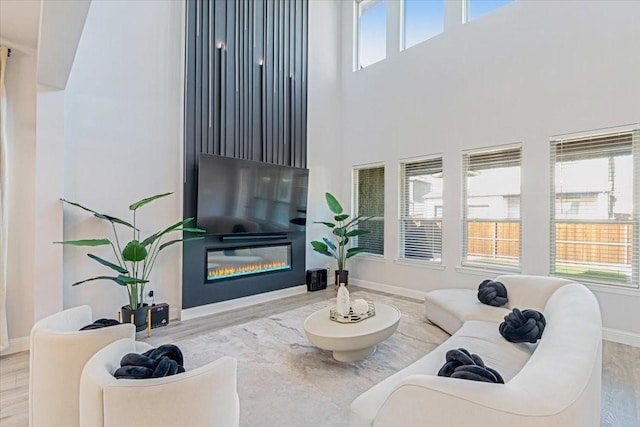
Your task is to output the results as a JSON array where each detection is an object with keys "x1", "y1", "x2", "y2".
[{"x1": 303, "y1": 303, "x2": 401, "y2": 362}]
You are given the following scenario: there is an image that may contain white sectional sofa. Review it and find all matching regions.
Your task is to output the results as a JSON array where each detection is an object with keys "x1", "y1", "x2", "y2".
[{"x1": 350, "y1": 275, "x2": 602, "y2": 427}]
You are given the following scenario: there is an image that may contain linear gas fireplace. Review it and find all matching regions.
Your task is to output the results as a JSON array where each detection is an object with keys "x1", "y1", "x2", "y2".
[
  {"x1": 207, "y1": 244, "x2": 291, "y2": 281},
  {"x1": 182, "y1": 154, "x2": 308, "y2": 310}
]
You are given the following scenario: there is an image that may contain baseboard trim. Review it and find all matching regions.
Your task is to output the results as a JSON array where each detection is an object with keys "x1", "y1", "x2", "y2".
[
  {"x1": 181, "y1": 285, "x2": 308, "y2": 321},
  {"x1": 351, "y1": 279, "x2": 427, "y2": 301},
  {"x1": 0, "y1": 336, "x2": 30, "y2": 356},
  {"x1": 603, "y1": 328, "x2": 640, "y2": 347}
]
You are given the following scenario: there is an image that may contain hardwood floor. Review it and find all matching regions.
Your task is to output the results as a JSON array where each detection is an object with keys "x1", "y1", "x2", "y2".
[{"x1": 1, "y1": 287, "x2": 638, "y2": 427}]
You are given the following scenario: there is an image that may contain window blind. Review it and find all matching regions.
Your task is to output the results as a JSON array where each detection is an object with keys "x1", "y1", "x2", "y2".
[
  {"x1": 462, "y1": 146, "x2": 522, "y2": 270},
  {"x1": 399, "y1": 157, "x2": 443, "y2": 262},
  {"x1": 550, "y1": 127, "x2": 639, "y2": 287},
  {"x1": 354, "y1": 166, "x2": 384, "y2": 255}
]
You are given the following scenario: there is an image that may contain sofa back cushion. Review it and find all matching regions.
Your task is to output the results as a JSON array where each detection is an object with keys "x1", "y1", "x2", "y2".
[{"x1": 496, "y1": 275, "x2": 575, "y2": 312}]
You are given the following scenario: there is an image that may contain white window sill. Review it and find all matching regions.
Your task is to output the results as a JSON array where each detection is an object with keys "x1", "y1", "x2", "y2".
[
  {"x1": 456, "y1": 264, "x2": 521, "y2": 277},
  {"x1": 550, "y1": 274, "x2": 640, "y2": 296},
  {"x1": 355, "y1": 254, "x2": 387, "y2": 263}
]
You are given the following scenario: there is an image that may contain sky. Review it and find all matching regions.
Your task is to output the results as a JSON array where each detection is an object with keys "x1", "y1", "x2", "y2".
[{"x1": 358, "y1": 0, "x2": 514, "y2": 68}]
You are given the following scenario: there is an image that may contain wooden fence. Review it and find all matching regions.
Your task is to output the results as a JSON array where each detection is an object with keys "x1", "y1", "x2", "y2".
[{"x1": 467, "y1": 221, "x2": 633, "y2": 265}]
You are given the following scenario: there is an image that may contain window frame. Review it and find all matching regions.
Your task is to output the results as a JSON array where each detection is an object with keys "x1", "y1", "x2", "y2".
[
  {"x1": 353, "y1": 163, "x2": 385, "y2": 257},
  {"x1": 400, "y1": 0, "x2": 445, "y2": 51},
  {"x1": 549, "y1": 125, "x2": 639, "y2": 288},
  {"x1": 463, "y1": 0, "x2": 515, "y2": 23},
  {"x1": 398, "y1": 155, "x2": 444, "y2": 265},
  {"x1": 461, "y1": 144, "x2": 522, "y2": 272},
  {"x1": 354, "y1": 0, "x2": 387, "y2": 71}
]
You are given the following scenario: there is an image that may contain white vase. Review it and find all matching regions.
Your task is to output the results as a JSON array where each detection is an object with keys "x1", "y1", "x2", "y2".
[{"x1": 336, "y1": 282, "x2": 350, "y2": 316}]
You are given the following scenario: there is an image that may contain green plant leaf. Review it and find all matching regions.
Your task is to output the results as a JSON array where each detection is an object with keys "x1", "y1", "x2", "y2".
[
  {"x1": 94, "y1": 213, "x2": 135, "y2": 229},
  {"x1": 322, "y1": 237, "x2": 337, "y2": 251},
  {"x1": 54, "y1": 239, "x2": 111, "y2": 246},
  {"x1": 117, "y1": 274, "x2": 149, "y2": 284},
  {"x1": 129, "y1": 192, "x2": 173, "y2": 211},
  {"x1": 140, "y1": 233, "x2": 159, "y2": 247},
  {"x1": 60, "y1": 199, "x2": 102, "y2": 215},
  {"x1": 346, "y1": 247, "x2": 368, "y2": 258},
  {"x1": 140, "y1": 218, "x2": 199, "y2": 248},
  {"x1": 332, "y1": 227, "x2": 346, "y2": 237},
  {"x1": 345, "y1": 229, "x2": 370, "y2": 237},
  {"x1": 334, "y1": 214, "x2": 349, "y2": 222},
  {"x1": 160, "y1": 218, "x2": 197, "y2": 239},
  {"x1": 311, "y1": 240, "x2": 328, "y2": 251},
  {"x1": 311, "y1": 241, "x2": 335, "y2": 258},
  {"x1": 325, "y1": 193, "x2": 343, "y2": 214},
  {"x1": 71, "y1": 276, "x2": 127, "y2": 287},
  {"x1": 87, "y1": 254, "x2": 128, "y2": 274},
  {"x1": 340, "y1": 237, "x2": 349, "y2": 246},
  {"x1": 180, "y1": 227, "x2": 207, "y2": 233},
  {"x1": 122, "y1": 240, "x2": 148, "y2": 262},
  {"x1": 61, "y1": 199, "x2": 135, "y2": 229},
  {"x1": 313, "y1": 221, "x2": 335, "y2": 229},
  {"x1": 158, "y1": 237, "x2": 203, "y2": 252},
  {"x1": 343, "y1": 215, "x2": 373, "y2": 230}
]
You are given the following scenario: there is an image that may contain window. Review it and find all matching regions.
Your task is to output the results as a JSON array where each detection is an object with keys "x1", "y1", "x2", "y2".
[
  {"x1": 354, "y1": 166, "x2": 385, "y2": 255},
  {"x1": 402, "y1": 0, "x2": 444, "y2": 50},
  {"x1": 462, "y1": 146, "x2": 522, "y2": 270},
  {"x1": 356, "y1": 0, "x2": 387, "y2": 69},
  {"x1": 465, "y1": 0, "x2": 514, "y2": 22},
  {"x1": 550, "y1": 127, "x2": 639, "y2": 287},
  {"x1": 399, "y1": 157, "x2": 443, "y2": 262}
]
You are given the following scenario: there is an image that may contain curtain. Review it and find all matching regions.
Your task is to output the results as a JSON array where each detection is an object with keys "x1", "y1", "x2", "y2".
[{"x1": 0, "y1": 45, "x2": 9, "y2": 350}]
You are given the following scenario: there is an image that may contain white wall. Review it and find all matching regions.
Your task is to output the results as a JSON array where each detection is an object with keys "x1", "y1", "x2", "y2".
[
  {"x1": 307, "y1": 0, "x2": 640, "y2": 339},
  {"x1": 3, "y1": 50, "x2": 36, "y2": 353},
  {"x1": 63, "y1": 0, "x2": 184, "y2": 320},
  {"x1": 306, "y1": 1, "x2": 343, "y2": 272}
]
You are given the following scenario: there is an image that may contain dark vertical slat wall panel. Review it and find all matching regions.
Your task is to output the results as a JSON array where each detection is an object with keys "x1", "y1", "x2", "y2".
[
  {"x1": 184, "y1": 0, "x2": 308, "y2": 219},
  {"x1": 300, "y1": 0, "x2": 308, "y2": 169},
  {"x1": 194, "y1": 0, "x2": 203, "y2": 167},
  {"x1": 201, "y1": 0, "x2": 210, "y2": 154},
  {"x1": 295, "y1": 0, "x2": 303, "y2": 168},
  {"x1": 266, "y1": 0, "x2": 274, "y2": 164}
]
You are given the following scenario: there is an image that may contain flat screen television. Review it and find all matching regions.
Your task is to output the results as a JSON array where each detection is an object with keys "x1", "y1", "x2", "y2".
[{"x1": 197, "y1": 153, "x2": 308, "y2": 235}]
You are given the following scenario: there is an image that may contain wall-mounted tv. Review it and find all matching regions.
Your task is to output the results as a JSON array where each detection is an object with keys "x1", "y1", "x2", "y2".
[{"x1": 197, "y1": 153, "x2": 308, "y2": 235}]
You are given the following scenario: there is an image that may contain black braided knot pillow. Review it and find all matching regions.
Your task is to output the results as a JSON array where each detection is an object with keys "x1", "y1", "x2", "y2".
[
  {"x1": 477, "y1": 280, "x2": 508, "y2": 307},
  {"x1": 499, "y1": 308, "x2": 546, "y2": 343},
  {"x1": 437, "y1": 348, "x2": 504, "y2": 384},
  {"x1": 79, "y1": 318, "x2": 121, "y2": 331},
  {"x1": 114, "y1": 344, "x2": 186, "y2": 379}
]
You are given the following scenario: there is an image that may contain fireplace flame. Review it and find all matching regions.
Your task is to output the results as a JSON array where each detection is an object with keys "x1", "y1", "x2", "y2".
[{"x1": 208, "y1": 261, "x2": 289, "y2": 280}]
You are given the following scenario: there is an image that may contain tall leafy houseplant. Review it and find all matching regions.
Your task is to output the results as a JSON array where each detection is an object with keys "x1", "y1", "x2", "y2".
[
  {"x1": 310, "y1": 192, "x2": 372, "y2": 287},
  {"x1": 56, "y1": 192, "x2": 204, "y2": 327}
]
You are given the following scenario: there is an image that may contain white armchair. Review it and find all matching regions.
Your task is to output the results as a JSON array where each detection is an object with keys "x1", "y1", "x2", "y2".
[
  {"x1": 80, "y1": 338, "x2": 240, "y2": 427},
  {"x1": 29, "y1": 305, "x2": 136, "y2": 427}
]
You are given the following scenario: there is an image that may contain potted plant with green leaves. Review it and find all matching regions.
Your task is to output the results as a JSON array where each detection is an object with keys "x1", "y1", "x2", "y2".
[
  {"x1": 56, "y1": 192, "x2": 205, "y2": 331},
  {"x1": 310, "y1": 192, "x2": 372, "y2": 288}
]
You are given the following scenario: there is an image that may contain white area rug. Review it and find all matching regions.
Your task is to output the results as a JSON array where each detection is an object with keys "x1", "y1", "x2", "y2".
[{"x1": 150, "y1": 290, "x2": 449, "y2": 427}]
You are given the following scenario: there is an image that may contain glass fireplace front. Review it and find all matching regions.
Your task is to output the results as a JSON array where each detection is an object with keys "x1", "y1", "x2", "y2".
[{"x1": 206, "y1": 243, "x2": 292, "y2": 281}]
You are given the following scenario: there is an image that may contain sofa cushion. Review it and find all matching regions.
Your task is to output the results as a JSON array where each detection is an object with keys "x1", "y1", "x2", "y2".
[
  {"x1": 496, "y1": 275, "x2": 574, "y2": 312},
  {"x1": 350, "y1": 320, "x2": 534, "y2": 427},
  {"x1": 424, "y1": 289, "x2": 509, "y2": 334}
]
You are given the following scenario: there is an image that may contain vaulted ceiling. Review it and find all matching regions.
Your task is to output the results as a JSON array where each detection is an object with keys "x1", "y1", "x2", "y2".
[{"x1": 0, "y1": 0, "x2": 41, "y2": 52}]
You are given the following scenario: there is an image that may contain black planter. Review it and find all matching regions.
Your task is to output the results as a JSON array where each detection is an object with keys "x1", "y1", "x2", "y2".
[
  {"x1": 121, "y1": 304, "x2": 149, "y2": 332},
  {"x1": 335, "y1": 270, "x2": 349, "y2": 289}
]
